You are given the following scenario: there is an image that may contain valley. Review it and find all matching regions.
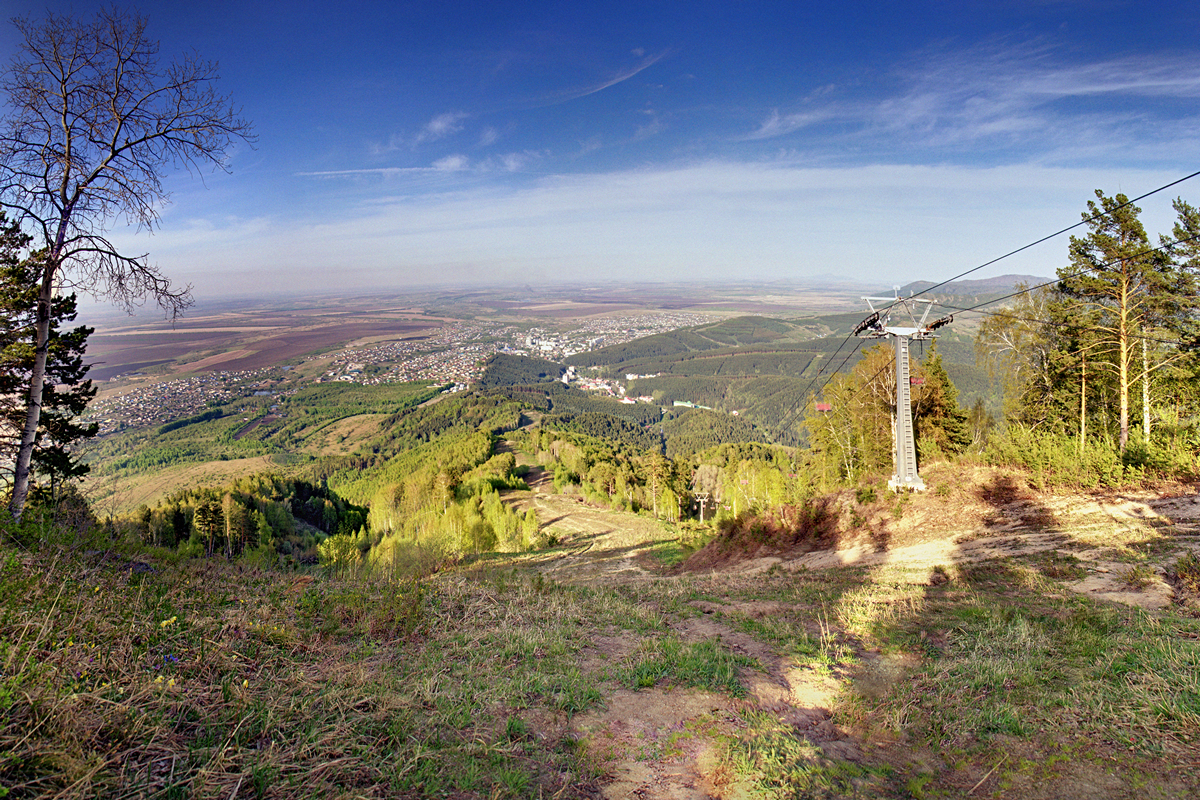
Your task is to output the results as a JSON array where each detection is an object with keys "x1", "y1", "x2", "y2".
[
  {"x1": 7, "y1": 277, "x2": 1200, "y2": 799},
  {"x1": 76, "y1": 280, "x2": 1001, "y2": 513}
]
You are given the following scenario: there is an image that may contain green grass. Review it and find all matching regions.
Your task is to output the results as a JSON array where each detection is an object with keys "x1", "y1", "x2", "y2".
[
  {"x1": 0, "y1": 547, "x2": 611, "y2": 798},
  {"x1": 622, "y1": 637, "x2": 756, "y2": 695},
  {"x1": 5, "y1": 514, "x2": 1200, "y2": 798},
  {"x1": 725, "y1": 708, "x2": 894, "y2": 798},
  {"x1": 846, "y1": 558, "x2": 1200, "y2": 762}
]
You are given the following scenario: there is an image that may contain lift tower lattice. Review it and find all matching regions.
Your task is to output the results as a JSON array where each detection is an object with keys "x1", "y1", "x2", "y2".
[{"x1": 854, "y1": 292, "x2": 952, "y2": 492}]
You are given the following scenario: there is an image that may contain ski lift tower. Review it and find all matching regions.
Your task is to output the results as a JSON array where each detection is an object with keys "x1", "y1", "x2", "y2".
[{"x1": 854, "y1": 291, "x2": 952, "y2": 492}]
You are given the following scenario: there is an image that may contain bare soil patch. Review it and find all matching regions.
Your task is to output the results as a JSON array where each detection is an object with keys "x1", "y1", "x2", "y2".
[
  {"x1": 232, "y1": 413, "x2": 278, "y2": 440},
  {"x1": 572, "y1": 688, "x2": 734, "y2": 799}
]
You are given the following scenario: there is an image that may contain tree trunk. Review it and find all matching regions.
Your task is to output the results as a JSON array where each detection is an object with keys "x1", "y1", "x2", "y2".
[
  {"x1": 8, "y1": 269, "x2": 55, "y2": 521},
  {"x1": 1118, "y1": 280, "x2": 1130, "y2": 451},
  {"x1": 1079, "y1": 350, "x2": 1087, "y2": 457},
  {"x1": 1141, "y1": 336, "x2": 1150, "y2": 442}
]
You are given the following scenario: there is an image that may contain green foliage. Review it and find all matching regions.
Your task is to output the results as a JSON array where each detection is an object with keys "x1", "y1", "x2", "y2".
[
  {"x1": 476, "y1": 353, "x2": 563, "y2": 388},
  {"x1": 250, "y1": 381, "x2": 444, "y2": 448},
  {"x1": 126, "y1": 474, "x2": 369, "y2": 565},
  {"x1": 567, "y1": 315, "x2": 801, "y2": 370},
  {"x1": 542, "y1": 411, "x2": 663, "y2": 452},
  {"x1": 912, "y1": 342, "x2": 972, "y2": 460},
  {"x1": 985, "y1": 191, "x2": 1200, "y2": 457},
  {"x1": 660, "y1": 408, "x2": 770, "y2": 459},
  {"x1": 0, "y1": 212, "x2": 98, "y2": 488},
  {"x1": 565, "y1": 329, "x2": 721, "y2": 368},
  {"x1": 803, "y1": 345, "x2": 894, "y2": 486},
  {"x1": 91, "y1": 381, "x2": 444, "y2": 478},
  {"x1": 981, "y1": 425, "x2": 1199, "y2": 488},
  {"x1": 548, "y1": 389, "x2": 662, "y2": 424},
  {"x1": 157, "y1": 408, "x2": 224, "y2": 435}
]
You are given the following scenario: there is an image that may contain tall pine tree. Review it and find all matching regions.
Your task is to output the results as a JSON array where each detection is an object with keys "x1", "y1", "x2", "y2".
[
  {"x1": 1054, "y1": 190, "x2": 1193, "y2": 450},
  {"x1": 912, "y1": 341, "x2": 971, "y2": 458}
]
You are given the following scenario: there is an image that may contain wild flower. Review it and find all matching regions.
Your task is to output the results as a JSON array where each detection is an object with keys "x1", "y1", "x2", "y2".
[{"x1": 160, "y1": 615, "x2": 178, "y2": 628}]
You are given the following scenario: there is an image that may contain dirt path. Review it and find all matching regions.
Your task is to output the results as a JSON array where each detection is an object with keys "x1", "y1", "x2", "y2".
[
  {"x1": 496, "y1": 452, "x2": 1200, "y2": 799},
  {"x1": 503, "y1": 484, "x2": 677, "y2": 585}
]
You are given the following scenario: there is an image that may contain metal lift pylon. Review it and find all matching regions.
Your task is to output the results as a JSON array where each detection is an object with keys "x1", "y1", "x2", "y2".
[{"x1": 853, "y1": 290, "x2": 953, "y2": 492}]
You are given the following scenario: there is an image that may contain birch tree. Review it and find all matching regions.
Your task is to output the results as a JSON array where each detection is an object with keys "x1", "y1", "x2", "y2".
[{"x1": 0, "y1": 8, "x2": 253, "y2": 518}]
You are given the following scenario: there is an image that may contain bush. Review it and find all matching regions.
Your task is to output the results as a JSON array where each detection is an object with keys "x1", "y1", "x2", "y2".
[
  {"x1": 3, "y1": 483, "x2": 103, "y2": 549},
  {"x1": 985, "y1": 427, "x2": 1124, "y2": 489}
]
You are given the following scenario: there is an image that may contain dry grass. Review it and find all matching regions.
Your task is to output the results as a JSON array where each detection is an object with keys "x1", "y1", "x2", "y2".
[
  {"x1": 6, "y1": 488, "x2": 1200, "y2": 799},
  {"x1": 0, "y1": 548, "x2": 619, "y2": 798}
]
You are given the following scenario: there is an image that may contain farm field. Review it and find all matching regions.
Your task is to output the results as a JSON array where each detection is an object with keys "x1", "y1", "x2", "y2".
[
  {"x1": 86, "y1": 309, "x2": 444, "y2": 382},
  {"x1": 80, "y1": 283, "x2": 872, "y2": 387}
]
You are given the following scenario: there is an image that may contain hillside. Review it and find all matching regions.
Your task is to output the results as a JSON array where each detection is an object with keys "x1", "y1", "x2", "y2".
[
  {"x1": 563, "y1": 314, "x2": 992, "y2": 439},
  {"x1": 5, "y1": 464, "x2": 1199, "y2": 798},
  {"x1": 896, "y1": 273, "x2": 1052, "y2": 299},
  {"x1": 83, "y1": 381, "x2": 446, "y2": 513}
]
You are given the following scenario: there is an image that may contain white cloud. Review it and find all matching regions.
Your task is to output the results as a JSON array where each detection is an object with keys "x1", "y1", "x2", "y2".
[
  {"x1": 432, "y1": 154, "x2": 470, "y2": 171},
  {"x1": 534, "y1": 50, "x2": 670, "y2": 106},
  {"x1": 744, "y1": 41, "x2": 1200, "y2": 163},
  {"x1": 414, "y1": 112, "x2": 469, "y2": 146},
  {"x1": 152, "y1": 160, "x2": 1191, "y2": 297},
  {"x1": 745, "y1": 109, "x2": 836, "y2": 140},
  {"x1": 498, "y1": 152, "x2": 531, "y2": 172}
]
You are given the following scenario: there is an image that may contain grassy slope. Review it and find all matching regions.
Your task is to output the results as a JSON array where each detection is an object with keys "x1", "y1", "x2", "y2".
[
  {"x1": 82, "y1": 382, "x2": 440, "y2": 514},
  {"x1": 85, "y1": 455, "x2": 296, "y2": 516},
  {"x1": 4, "y1": 468, "x2": 1200, "y2": 799}
]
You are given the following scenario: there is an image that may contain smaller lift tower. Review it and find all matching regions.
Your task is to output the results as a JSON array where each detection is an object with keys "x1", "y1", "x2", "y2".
[{"x1": 853, "y1": 293, "x2": 952, "y2": 492}]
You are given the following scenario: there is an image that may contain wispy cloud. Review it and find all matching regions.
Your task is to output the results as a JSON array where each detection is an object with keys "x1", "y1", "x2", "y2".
[
  {"x1": 296, "y1": 167, "x2": 437, "y2": 178},
  {"x1": 298, "y1": 149, "x2": 540, "y2": 179},
  {"x1": 162, "y1": 160, "x2": 1190, "y2": 298},
  {"x1": 744, "y1": 108, "x2": 837, "y2": 140},
  {"x1": 744, "y1": 41, "x2": 1200, "y2": 163},
  {"x1": 369, "y1": 112, "x2": 471, "y2": 155},
  {"x1": 495, "y1": 152, "x2": 534, "y2": 172},
  {"x1": 432, "y1": 154, "x2": 470, "y2": 171},
  {"x1": 533, "y1": 49, "x2": 671, "y2": 107},
  {"x1": 415, "y1": 112, "x2": 469, "y2": 145},
  {"x1": 635, "y1": 112, "x2": 665, "y2": 140}
]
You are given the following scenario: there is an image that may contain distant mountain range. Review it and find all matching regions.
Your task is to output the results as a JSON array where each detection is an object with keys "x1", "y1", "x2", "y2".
[{"x1": 895, "y1": 274, "x2": 1052, "y2": 297}]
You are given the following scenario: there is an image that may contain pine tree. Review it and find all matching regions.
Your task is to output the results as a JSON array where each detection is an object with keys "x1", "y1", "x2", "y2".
[
  {"x1": 912, "y1": 342, "x2": 971, "y2": 458},
  {"x1": 1055, "y1": 190, "x2": 1199, "y2": 449},
  {"x1": 0, "y1": 213, "x2": 97, "y2": 494}
]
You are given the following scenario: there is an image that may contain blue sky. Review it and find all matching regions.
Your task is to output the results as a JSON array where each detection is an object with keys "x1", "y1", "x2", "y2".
[{"x1": 4, "y1": 1, "x2": 1200, "y2": 302}]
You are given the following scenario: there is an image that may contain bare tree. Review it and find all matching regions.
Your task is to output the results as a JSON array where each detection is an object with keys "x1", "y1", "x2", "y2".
[{"x1": 0, "y1": 8, "x2": 253, "y2": 519}]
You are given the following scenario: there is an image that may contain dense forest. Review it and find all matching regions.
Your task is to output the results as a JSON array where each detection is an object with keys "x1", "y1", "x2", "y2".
[{"x1": 130, "y1": 475, "x2": 368, "y2": 565}]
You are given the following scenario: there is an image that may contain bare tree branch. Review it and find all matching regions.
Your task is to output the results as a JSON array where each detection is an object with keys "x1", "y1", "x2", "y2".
[{"x1": 0, "y1": 7, "x2": 254, "y2": 519}]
